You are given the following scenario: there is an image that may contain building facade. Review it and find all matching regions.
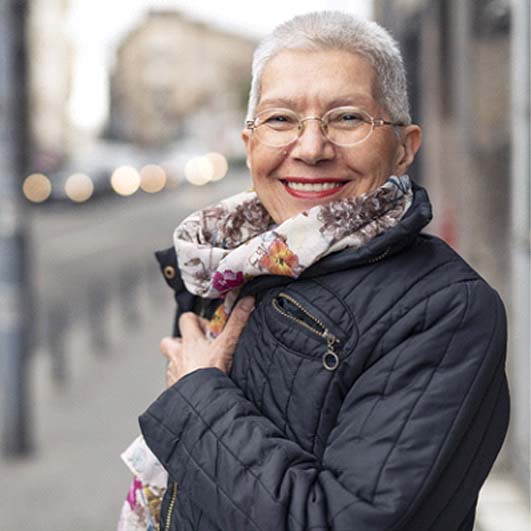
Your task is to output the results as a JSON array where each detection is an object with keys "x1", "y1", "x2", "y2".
[
  {"x1": 374, "y1": 0, "x2": 530, "y2": 526},
  {"x1": 108, "y1": 10, "x2": 256, "y2": 150},
  {"x1": 27, "y1": 0, "x2": 74, "y2": 170}
]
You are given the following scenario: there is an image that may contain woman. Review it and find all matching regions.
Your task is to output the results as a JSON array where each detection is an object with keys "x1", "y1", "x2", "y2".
[{"x1": 138, "y1": 11, "x2": 510, "y2": 531}]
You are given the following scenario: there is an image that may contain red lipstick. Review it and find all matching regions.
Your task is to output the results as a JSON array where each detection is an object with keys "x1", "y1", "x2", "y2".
[
  {"x1": 281, "y1": 177, "x2": 347, "y2": 199},
  {"x1": 283, "y1": 177, "x2": 345, "y2": 183}
]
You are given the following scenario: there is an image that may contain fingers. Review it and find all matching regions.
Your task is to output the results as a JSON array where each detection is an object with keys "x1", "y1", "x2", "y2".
[
  {"x1": 218, "y1": 296, "x2": 255, "y2": 348},
  {"x1": 159, "y1": 298, "x2": 255, "y2": 384},
  {"x1": 159, "y1": 336, "x2": 181, "y2": 359},
  {"x1": 179, "y1": 312, "x2": 207, "y2": 339},
  {"x1": 197, "y1": 316, "x2": 210, "y2": 335}
]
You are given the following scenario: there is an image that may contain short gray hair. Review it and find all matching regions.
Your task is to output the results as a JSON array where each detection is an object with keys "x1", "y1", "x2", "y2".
[{"x1": 246, "y1": 11, "x2": 411, "y2": 125}]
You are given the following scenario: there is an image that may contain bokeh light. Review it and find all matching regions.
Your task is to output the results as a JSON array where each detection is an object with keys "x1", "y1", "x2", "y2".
[
  {"x1": 206, "y1": 152, "x2": 228, "y2": 181},
  {"x1": 111, "y1": 166, "x2": 141, "y2": 196},
  {"x1": 184, "y1": 156, "x2": 214, "y2": 186},
  {"x1": 23, "y1": 173, "x2": 52, "y2": 203},
  {"x1": 64, "y1": 173, "x2": 94, "y2": 202},
  {"x1": 140, "y1": 164, "x2": 167, "y2": 193}
]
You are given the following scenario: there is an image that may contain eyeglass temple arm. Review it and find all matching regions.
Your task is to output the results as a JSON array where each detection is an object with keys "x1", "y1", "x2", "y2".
[{"x1": 374, "y1": 118, "x2": 406, "y2": 127}]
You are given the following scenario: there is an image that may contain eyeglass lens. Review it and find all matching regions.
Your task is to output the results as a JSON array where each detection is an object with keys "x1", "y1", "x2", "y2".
[{"x1": 253, "y1": 108, "x2": 374, "y2": 147}]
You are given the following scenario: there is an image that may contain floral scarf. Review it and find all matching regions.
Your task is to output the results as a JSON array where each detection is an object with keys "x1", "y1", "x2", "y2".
[
  {"x1": 174, "y1": 174, "x2": 413, "y2": 336},
  {"x1": 118, "y1": 174, "x2": 413, "y2": 531}
]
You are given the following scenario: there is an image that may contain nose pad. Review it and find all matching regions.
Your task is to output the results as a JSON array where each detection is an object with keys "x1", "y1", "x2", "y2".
[
  {"x1": 299, "y1": 117, "x2": 328, "y2": 140},
  {"x1": 292, "y1": 118, "x2": 334, "y2": 163}
]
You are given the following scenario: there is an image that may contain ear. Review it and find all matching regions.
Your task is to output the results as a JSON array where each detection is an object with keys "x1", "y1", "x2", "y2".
[
  {"x1": 393, "y1": 125, "x2": 422, "y2": 176},
  {"x1": 241, "y1": 128, "x2": 252, "y2": 170}
]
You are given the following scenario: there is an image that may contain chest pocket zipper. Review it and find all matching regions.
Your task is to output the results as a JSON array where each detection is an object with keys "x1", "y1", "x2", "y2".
[{"x1": 272, "y1": 292, "x2": 341, "y2": 371}]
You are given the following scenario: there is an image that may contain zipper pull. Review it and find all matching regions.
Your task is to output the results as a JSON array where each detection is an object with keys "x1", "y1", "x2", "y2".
[{"x1": 322, "y1": 331, "x2": 340, "y2": 371}]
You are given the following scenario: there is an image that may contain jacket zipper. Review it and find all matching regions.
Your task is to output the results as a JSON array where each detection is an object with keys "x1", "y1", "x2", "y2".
[
  {"x1": 365, "y1": 246, "x2": 391, "y2": 264},
  {"x1": 272, "y1": 292, "x2": 341, "y2": 370},
  {"x1": 163, "y1": 481, "x2": 178, "y2": 531}
]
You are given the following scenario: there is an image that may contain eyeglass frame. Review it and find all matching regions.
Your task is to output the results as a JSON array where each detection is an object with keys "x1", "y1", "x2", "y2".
[{"x1": 245, "y1": 106, "x2": 406, "y2": 148}]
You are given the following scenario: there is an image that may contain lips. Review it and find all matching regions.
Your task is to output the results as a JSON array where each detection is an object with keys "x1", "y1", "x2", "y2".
[{"x1": 281, "y1": 177, "x2": 348, "y2": 199}]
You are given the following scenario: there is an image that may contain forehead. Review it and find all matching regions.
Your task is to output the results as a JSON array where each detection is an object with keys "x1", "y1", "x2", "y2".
[{"x1": 258, "y1": 48, "x2": 379, "y2": 111}]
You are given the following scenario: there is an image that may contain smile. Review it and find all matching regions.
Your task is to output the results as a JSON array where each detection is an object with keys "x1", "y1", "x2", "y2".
[{"x1": 281, "y1": 178, "x2": 348, "y2": 198}]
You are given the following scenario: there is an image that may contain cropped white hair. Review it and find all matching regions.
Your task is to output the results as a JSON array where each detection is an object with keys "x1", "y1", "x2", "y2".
[{"x1": 246, "y1": 11, "x2": 411, "y2": 125}]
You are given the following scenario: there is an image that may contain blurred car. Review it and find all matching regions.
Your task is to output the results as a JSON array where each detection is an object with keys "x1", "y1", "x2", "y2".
[{"x1": 46, "y1": 141, "x2": 154, "y2": 202}]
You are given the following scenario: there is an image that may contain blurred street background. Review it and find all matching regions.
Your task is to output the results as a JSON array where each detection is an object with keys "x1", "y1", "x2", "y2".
[{"x1": 0, "y1": 1, "x2": 529, "y2": 530}]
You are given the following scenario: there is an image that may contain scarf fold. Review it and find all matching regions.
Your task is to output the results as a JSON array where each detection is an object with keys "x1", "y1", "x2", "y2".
[{"x1": 174, "y1": 174, "x2": 413, "y2": 324}]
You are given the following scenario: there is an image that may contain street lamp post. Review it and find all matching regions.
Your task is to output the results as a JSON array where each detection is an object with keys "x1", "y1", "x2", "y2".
[{"x1": 0, "y1": 0, "x2": 33, "y2": 457}]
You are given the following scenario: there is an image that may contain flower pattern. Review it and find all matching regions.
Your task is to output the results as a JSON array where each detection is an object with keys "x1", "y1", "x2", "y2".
[
  {"x1": 259, "y1": 238, "x2": 300, "y2": 276},
  {"x1": 126, "y1": 478, "x2": 143, "y2": 511},
  {"x1": 212, "y1": 269, "x2": 244, "y2": 293},
  {"x1": 118, "y1": 436, "x2": 168, "y2": 531},
  {"x1": 221, "y1": 200, "x2": 272, "y2": 248},
  {"x1": 173, "y1": 175, "x2": 412, "y2": 302},
  {"x1": 317, "y1": 182, "x2": 409, "y2": 245},
  {"x1": 208, "y1": 303, "x2": 229, "y2": 338}
]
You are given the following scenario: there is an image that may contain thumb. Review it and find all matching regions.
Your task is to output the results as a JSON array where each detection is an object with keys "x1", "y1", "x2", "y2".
[{"x1": 218, "y1": 296, "x2": 255, "y2": 346}]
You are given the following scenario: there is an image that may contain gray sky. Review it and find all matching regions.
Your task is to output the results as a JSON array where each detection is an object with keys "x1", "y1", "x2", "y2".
[{"x1": 66, "y1": 0, "x2": 374, "y2": 130}]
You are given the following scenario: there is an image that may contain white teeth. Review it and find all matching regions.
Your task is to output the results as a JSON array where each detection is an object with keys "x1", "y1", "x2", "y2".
[{"x1": 285, "y1": 181, "x2": 344, "y2": 191}]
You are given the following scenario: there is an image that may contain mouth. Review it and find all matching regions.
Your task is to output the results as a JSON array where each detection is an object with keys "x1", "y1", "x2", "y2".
[{"x1": 280, "y1": 177, "x2": 348, "y2": 199}]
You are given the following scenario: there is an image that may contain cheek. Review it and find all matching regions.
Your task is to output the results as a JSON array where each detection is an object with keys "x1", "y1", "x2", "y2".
[
  {"x1": 344, "y1": 140, "x2": 397, "y2": 175},
  {"x1": 249, "y1": 145, "x2": 284, "y2": 180}
]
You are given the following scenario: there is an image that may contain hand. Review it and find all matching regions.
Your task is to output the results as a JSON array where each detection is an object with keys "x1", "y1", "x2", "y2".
[{"x1": 160, "y1": 296, "x2": 255, "y2": 387}]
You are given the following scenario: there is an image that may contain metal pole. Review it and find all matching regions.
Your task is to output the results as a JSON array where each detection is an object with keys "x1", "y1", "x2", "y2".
[
  {"x1": 0, "y1": 0, "x2": 32, "y2": 457},
  {"x1": 510, "y1": 0, "x2": 531, "y2": 493}
]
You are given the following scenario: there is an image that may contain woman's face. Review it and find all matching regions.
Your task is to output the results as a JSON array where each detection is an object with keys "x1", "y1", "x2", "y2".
[{"x1": 242, "y1": 49, "x2": 421, "y2": 223}]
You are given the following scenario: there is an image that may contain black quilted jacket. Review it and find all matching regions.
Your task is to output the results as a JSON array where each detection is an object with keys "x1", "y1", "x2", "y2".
[{"x1": 140, "y1": 181, "x2": 510, "y2": 531}]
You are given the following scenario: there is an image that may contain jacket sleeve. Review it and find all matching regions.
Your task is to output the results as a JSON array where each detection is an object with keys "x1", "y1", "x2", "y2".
[{"x1": 139, "y1": 279, "x2": 510, "y2": 531}]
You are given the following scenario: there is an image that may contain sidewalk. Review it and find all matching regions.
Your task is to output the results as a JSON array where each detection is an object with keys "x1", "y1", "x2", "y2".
[{"x1": 476, "y1": 471, "x2": 530, "y2": 531}]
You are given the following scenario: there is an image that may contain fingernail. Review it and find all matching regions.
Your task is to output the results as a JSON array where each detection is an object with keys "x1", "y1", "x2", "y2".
[{"x1": 239, "y1": 296, "x2": 255, "y2": 312}]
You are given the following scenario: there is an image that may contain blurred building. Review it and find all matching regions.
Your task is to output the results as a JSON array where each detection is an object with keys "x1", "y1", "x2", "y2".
[
  {"x1": 374, "y1": 0, "x2": 530, "y2": 526},
  {"x1": 27, "y1": 0, "x2": 74, "y2": 171},
  {"x1": 108, "y1": 10, "x2": 256, "y2": 149}
]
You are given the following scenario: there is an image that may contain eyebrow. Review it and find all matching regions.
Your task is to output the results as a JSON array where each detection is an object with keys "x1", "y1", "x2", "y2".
[{"x1": 257, "y1": 93, "x2": 375, "y2": 110}]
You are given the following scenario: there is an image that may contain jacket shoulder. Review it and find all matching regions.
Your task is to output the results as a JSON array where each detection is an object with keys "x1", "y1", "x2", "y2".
[{"x1": 312, "y1": 232, "x2": 506, "y2": 335}]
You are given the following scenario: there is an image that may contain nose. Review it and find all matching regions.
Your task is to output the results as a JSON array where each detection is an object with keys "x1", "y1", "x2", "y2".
[{"x1": 289, "y1": 118, "x2": 335, "y2": 165}]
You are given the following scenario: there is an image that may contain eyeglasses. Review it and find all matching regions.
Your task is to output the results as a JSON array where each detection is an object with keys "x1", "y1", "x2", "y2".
[{"x1": 246, "y1": 106, "x2": 405, "y2": 148}]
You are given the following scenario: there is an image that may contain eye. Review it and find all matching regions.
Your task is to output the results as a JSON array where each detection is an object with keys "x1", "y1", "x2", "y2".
[
  {"x1": 265, "y1": 113, "x2": 295, "y2": 123},
  {"x1": 327, "y1": 108, "x2": 368, "y2": 129},
  {"x1": 267, "y1": 115, "x2": 285, "y2": 123},
  {"x1": 259, "y1": 111, "x2": 298, "y2": 129},
  {"x1": 337, "y1": 111, "x2": 364, "y2": 122},
  {"x1": 343, "y1": 113, "x2": 362, "y2": 120}
]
